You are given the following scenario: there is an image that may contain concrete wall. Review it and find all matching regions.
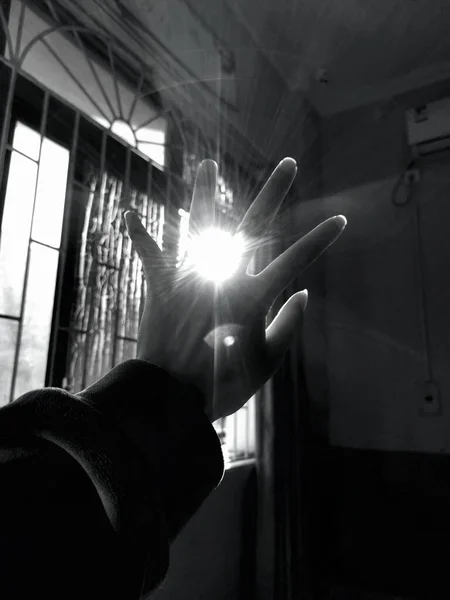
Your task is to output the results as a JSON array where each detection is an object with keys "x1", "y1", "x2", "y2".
[
  {"x1": 312, "y1": 78, "x2": 450, "y2": 599},
  {"x1": 321, "y1": 79, "x2": 450, "y2": 454},
  {"x1": 285, "y1": 103, "x2": 329, "y2": 434}
]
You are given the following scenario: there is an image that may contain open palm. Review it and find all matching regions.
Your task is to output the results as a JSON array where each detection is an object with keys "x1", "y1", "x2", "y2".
[{"x1": 125, "y1": 158, "x2": 346, "y2": 421}]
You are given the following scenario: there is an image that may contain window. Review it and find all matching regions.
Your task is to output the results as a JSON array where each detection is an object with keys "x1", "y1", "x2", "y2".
[
  {"x1": 0, "y1": 121, "x2": 69, "y2": 405},
  {"x1": 0, "y1": 0, "x2": 256, "y2": 466},
  {"x1": 0, "y1": 19, "x2": 169, "y2": 403}
]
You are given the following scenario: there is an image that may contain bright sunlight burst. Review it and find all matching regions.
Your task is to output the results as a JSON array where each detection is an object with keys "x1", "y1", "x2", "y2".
[{"x1": 187, "y1": 228, "x2": 245, "y2": 283}]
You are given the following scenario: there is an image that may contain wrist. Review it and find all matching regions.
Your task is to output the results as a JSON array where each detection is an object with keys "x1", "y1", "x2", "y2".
[{"x1": 137, "y1": 355, "x2": 214, "y2": 420}]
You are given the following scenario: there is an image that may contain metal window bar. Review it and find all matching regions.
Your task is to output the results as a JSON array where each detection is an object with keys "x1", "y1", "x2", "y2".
[{"x1": 9, "y1": 94, "x2": 47, "y2": 401}]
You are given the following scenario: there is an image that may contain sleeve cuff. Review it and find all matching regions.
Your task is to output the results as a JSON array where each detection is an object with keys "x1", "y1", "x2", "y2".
[
  {"x1": 77, "y1": 359, "x2": 225, "y2": 541},
  {"x1": 0, "y1": 385, "x2": 168, "y2": 598}
]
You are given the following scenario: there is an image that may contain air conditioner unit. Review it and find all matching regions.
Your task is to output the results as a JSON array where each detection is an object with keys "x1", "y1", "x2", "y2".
[{"x1": 406, "y1": 97, "x2": 450, "y2": 157}]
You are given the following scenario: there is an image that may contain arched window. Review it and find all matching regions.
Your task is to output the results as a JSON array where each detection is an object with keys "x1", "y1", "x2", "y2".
[{"x1": 4, "y1": 0, "x2": 167, "y2": 167}]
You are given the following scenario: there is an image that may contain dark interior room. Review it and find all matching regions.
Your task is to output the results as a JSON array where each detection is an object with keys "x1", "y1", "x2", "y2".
[{"x1": 1, "y1": 1, "x2": 450, "y2": 599}]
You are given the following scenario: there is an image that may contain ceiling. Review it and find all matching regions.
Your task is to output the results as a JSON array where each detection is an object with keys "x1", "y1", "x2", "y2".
[
  {"x1": 218, "y1": 0, "x2": 450, "y2": 115},
  {"x1": 58, "y1": 0, "x2": 450, "y2": 115},
  {"x1": 33, "y1": 0, "x2": 450, "y2": 162}
]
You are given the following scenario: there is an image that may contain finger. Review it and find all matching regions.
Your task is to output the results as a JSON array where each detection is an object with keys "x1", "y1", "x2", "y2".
[
  {"x1": 235, "y1": 157, "x2": 297, "y2": 273},
  {"x1": 187, "y1": 159, "x2": 218, "y2": 238},
  {"x1": 264, "y1": 290, "x2": 308, "y2": 374},
  {"x1": 257, "y1": 215, "x2": 347, "y2": 306},
  {"x1": 125, "y1": 211, "x2": 169, "y2": 283}
]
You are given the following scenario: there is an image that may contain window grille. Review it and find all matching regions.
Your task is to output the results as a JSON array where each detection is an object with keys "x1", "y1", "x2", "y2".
[{"x1": 65, "y1": 171, "x2": 165, "y2": 392}]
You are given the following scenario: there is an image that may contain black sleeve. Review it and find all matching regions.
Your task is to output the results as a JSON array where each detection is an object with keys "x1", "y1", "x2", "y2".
[{"x1": 0, "y1": 360, "x2": 224, "y2": 600}]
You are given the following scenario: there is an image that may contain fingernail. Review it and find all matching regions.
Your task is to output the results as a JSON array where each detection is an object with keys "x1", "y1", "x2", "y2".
[
  {"x1": 124, "y1": 211, "x2": 143, "y2": 233},
  {"x1": 298, "y1": 289, "x2": 308, "y2": 310},
  {"x1": 280, "y1": 157, "x2": 297, "y2": 169},
  {"x1": 200, "y1": 159, "x2": 218, "y2": 171},
  {"x1": 333, "y1": 214, "x2": 347, "y2": 229}
]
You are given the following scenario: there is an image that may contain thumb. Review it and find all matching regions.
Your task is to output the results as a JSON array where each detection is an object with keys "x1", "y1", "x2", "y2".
[{"x1": 264, "y1": 289, "x2": 308, "y2": 373}]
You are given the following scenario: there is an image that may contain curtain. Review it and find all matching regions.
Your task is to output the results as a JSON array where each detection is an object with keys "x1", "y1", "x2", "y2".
[
  {"x1": 255, "y1": 213, "x2": 314, "y2": 600},
  {"x1": 66, "y1": 168, "x2": 165, "y2": 392}
]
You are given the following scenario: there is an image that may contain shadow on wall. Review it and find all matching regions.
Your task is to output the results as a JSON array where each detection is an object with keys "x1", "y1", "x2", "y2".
[
  {"x1": 321, "y1": 77, "x2": 450, "y2": 454},
  {"x1": 151, "y1": 463, "x2": 257, "y2": 600},
  {"x1": 309, "y1": 76, "x2": 450, "y2": 600}
]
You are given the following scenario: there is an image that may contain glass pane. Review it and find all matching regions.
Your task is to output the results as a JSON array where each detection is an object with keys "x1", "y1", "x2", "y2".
[
  {"x1": 66, "y1": 332, "x2": 86, "y2": 394},
  {"x1": 224, "y1": 396, "x2": 256, "y2": 463},
  {"x1": 115, "y1": 339, "x2": 137, "y2": 364},
  {"x1": 130, "y1": 100, "x2": 165, "y2": 142},
  {"x1": 110, "y1": 120, "x2": 136, "y2": 147},
  {"x1": 0, "y1": 318, "x2": 19, "y2": 407},
  {"x1": 0, "y1": 65, "x2": 12, "y2": 142},
  {"x1": 12, "y1": 121, "x2": 41, "y2": 161},
  {"x1": 11, "y1": 74, "x2": 45, "y2": 135},
  {"x1": 0, "y1": 151, "x2": 38, "y2": 316},
  {"x1": 14, "y1": 243, "x2": 59, "y2": 398},
  {"x1": 137, "y1": 142, "x2": 165, "y2": 168},
  {"x1": 31, "y1": 137, "x2": 70, "y2": 248},
  {"x1": 46, "y1": 96, "x2": 75, "y2": 149},
  {"x1": 135, "y1": 122, "x2": 166, "y2": 145}
]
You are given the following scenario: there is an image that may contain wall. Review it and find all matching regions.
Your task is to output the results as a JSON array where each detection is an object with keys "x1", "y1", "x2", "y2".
[
  {"x1": 267, "y1": 94, "x2": 330, "y2": 438},
  {"x1": 286, "y1": 102, "x2": 329, "y2": 433},
  {"x1": 252, "y1": 95, "x2": 328, "y2": 600},
  {"x1": 128, "y1": 0, "x2": 285, "y2": 168},
  {"x1": 321, "y1": 78, "x2": 450, "y2": 453},
  {"x1": 159, "y1": 0, "x2": 326, "y2": 168},
  {"x1": 152, "y1": 463, "x2": 256, "y2": 600},
  {"x1": 315, "y1": 78, "x2": 450, "y2": 598}
]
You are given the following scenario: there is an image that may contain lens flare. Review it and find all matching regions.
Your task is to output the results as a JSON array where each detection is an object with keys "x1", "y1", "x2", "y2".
[
  {"x1": 187, "y1": 228, "x2": 245, "y2": 283},
  {"x1": 223, "y1": 335, "x2": 235, "y2": 347}
]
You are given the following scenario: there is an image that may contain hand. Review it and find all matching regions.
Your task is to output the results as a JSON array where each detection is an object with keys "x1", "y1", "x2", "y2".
[{"x1": 125, "y1": 158, "x2": 346, "y2": 422}]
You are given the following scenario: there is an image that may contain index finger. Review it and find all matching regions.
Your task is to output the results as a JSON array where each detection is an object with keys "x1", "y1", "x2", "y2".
[{"x1": 235, "y1": 157, "x2": 297, "y2": 273}]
